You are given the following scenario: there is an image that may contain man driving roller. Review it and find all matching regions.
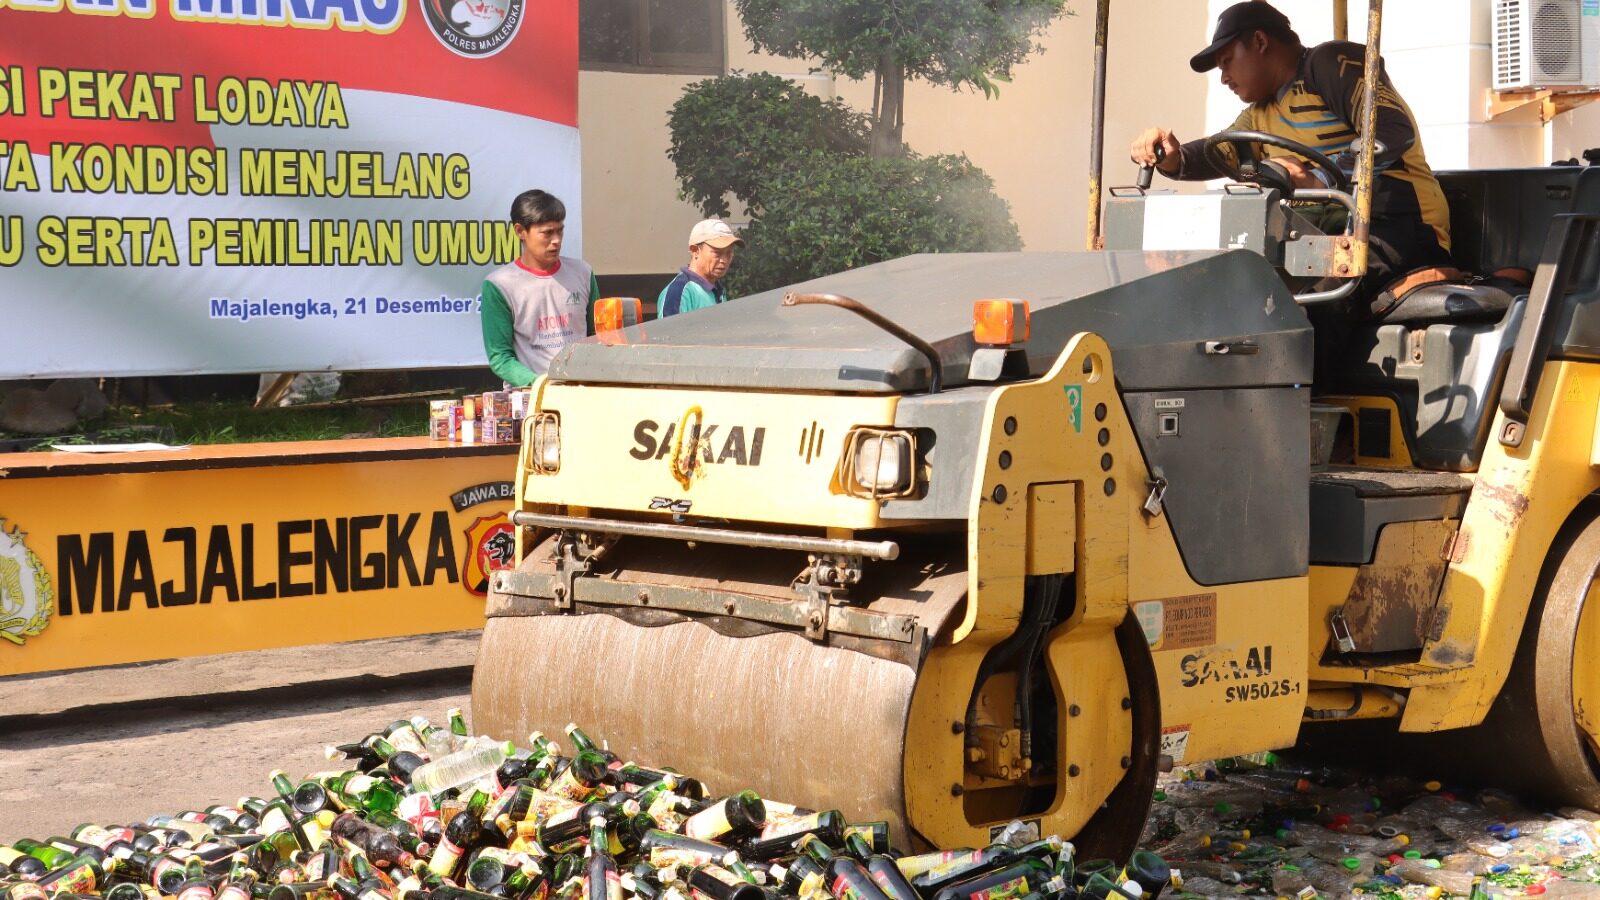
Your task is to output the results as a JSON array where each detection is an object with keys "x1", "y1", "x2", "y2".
[{"x1": 1130, "y1": 0, "x2": 1452, "y2": 316}]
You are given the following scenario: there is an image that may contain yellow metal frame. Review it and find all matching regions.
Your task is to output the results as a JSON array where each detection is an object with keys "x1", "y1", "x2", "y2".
[
  {"x1": 1316, "y1": 394, "x2": 1414, "y2": 468},
  {"x1": 1374, "y1": 361, "x2": 1600, "y2": 730},
  {"x1": 904, "y1": 332, "x2": 1134, "y2": 846}
]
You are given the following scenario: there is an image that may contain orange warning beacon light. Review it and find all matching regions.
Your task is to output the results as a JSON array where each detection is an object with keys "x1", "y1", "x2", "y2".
[
  {"x1": 972, "y1": 299, "x2": 1030, "y2": 345},
  {"x1": 594, "y1": 297, "x2": 644, "y2": 335}
]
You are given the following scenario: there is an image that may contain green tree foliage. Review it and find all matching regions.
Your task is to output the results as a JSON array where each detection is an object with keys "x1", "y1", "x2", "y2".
[
  {"x1": 667, "y1": 72, "x2": 870, "y2": 218},
  {"x1": 724, "y1": 150, "x2": 1021, "y2": 295},
  {"x1": 734, "y1": 0, "x2": 1068, "y2": 155},
  {"x1": 669, "y1": 73, "x2": 1023, "y2": 295}
]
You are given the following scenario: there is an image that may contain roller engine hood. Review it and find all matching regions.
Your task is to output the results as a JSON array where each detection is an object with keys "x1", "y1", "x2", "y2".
[{"x1": 550, "y1": 250, "x2": 1312, "y2": 393}]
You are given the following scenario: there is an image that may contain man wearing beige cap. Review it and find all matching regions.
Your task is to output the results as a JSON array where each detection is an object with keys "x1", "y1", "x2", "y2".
[{"x1": 657, "y1": 218, "x2": 744, "y2": 318}]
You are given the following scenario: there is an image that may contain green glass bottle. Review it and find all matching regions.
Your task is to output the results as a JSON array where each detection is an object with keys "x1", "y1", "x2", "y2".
[
  {"x1": 1118, "y1": 851, "x2": 1168, "y2": 900},
  {"x1": 0, "y1": 847, "x2": 47, "y2": 879},
  {"x1": 329, "y1": 811, "x2": 413, "y2": 869},
  {"x1": 216, "y1": 858, "x2": 259, "y2": 900},
  {"x1": 537, "y1": 802, "x2": 611, "y2": 855},
  {"x1": 928, "y1": 859, "x2": 1053, "y2": 900},
  {"x1": 638, "y1": 832, "x2": 730, "y2": 870},
  {"x1": 684, "y1": 864, "x2": 768, "y2": 900},
  {"x1": 383, "y1": 720, "x2": 428, "y2": 756},
  {"x1": 2, "y1": 881, "x2": 48, "y2": 900},
  {"x1": 682, "y1": 794, "x2": 765, "y2": 843},
  {"x1": 34, "y1": 855, "x2": 109, "y2": 897},
  {"x1": 843, "y1": 833, "x2": 916, "y2": 900},
  {"x1": 909, "y1": 846, "x2": 1016, "y2": 894},
  {"x1": 428, "y1": 791, "x2": 489, "y2": 878},
  {"x1": 10, "y1": 840, "x2": 73, "y2": 870},
  {"x1": 740, "y1": 811, "x2": 845, "y2": 862},
  {"x1": 264, "y1": 883, "x2": 336, "y2": 900},
  {"x1": 176, "y1": 855, "x2": 217, "y2": 900},
  {"x1": 842, "y1": 823, "x2": 891, "y2": 856},
  {"x1": 547, "y1": 752, "x2": 610, "y2": 803},
  {"x1": 584, "y1": 816, "x2": 622, "y2": 900},
  {"x1": 449, "y1": 708, "x2": 472, "y2": 750},
  {"x1": 501, "y1": 860, "x2": 546, "y2": 900}
]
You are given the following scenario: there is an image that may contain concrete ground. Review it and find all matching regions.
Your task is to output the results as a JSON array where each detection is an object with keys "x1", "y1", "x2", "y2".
[{"x1": 0, "y1": 631, "x2": 478, "y2": 841}]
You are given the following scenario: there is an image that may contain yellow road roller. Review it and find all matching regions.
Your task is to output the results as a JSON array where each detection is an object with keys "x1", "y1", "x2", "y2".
[{"x1": 473, "y1": 0, "x2": 1600, "y2": 856}]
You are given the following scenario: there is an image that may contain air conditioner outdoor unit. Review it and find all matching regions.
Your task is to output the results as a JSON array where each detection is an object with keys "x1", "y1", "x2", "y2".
[{"x1": 1493, "y1": 0, "x2": 1600, "y2": 91}]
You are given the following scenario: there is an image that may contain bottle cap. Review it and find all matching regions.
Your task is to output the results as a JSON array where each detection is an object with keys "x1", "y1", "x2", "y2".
[{"x1": 1340, "y1": 857, "x2": 1360, "y2": 870}]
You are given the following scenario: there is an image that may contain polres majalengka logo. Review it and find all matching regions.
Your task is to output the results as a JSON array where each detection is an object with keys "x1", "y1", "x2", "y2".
[{"x1": 420, "y1": 0, "x2": 523, "y2": 58}]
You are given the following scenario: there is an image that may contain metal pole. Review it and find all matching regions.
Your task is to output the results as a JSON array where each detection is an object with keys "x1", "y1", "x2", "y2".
[
  {"x1": 1086, "y1": 0, "x2": 1111, "y2": 250},
  {"x1": 508, "y1": 510, "x2": 902, "y2": 561},
  {"x1": 1333, "y1": 0, "x2": 1348, "y2": 41},
  {"x1": 1350, "y1": 0, "x2": 1383, "y2": 278}
]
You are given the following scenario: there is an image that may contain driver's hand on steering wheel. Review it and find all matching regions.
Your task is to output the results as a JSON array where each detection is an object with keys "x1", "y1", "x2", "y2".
[
  {"x1": 1266, "y1": 156, "x2": 1326, "y2": 190},
  {"x1": 1130, "y1": 128, "x2": 1182, "y2": 176}
]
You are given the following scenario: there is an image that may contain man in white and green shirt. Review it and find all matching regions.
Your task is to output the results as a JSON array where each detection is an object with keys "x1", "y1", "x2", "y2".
[{"x1": 480, "y1": 190, "x2": 598, "y2": 386}]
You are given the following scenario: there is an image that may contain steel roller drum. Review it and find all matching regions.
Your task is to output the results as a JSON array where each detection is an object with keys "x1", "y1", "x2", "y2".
[{"x1": 473, "y1": 535, "x2": 970, "y2": 847}]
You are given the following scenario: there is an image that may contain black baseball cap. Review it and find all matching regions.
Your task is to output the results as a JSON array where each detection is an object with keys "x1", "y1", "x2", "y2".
[{"x1": 1190, "y1": 1, "x2": 1295, "y2": 72}]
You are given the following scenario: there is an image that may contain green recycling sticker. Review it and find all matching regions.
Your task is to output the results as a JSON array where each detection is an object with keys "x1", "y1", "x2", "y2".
[{"x1": 1063, "y1": 384, "x2": 1083, "y2": 433}]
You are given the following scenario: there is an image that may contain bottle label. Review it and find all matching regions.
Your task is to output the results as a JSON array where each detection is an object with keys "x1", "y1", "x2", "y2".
[
  {"x1": 548, "y1": 768, "x2": 597, "y2": 803},
  {"x1": 428, "y1": 837, "x2": 464, "y2": 878},
  {"x1": 830, "y1": 874, "x2": 867, "y2": 900},
  {"x1": 919, "y1": 851, "x2": 983, "y2": 882},
  {"x1": 5, "y1": 883, "x2": 48, "y2": 900},
  {"x1": 603, "y1": 868, "x2": 623, "y2": 900},
  {"x1": 797, "y1": 873, "x2": 825, "y2": 900},
  {"x1": 683, "y1": 805, "x2": 733, "y2": 841},
  {"x1": 217, "y1": 885, "x2": 251, "y2": 900},
  {"x1": 842, "y1": 826, "x2": 884, "y2": 851},
  {"x1": 48, "y1": 862, "x2": 99, "y2": 895},
  {"x1": 895, "y1": 851, "x2": 959, "y2": 880},
  {"x1": 387, "y1": 725, "x2": 427, "y2": 755},
  {"x1": 970, "y1": 875, "x2": 1030, "y2": 900},
  {"x1": 650, "y1": 848, "x2": 717, "y2": 869},
  {"x1": 756, "y1": 813, "x2": 820, "y2": 841},
  {"x1": 73, "y1": 826, "x2": 118, "y2": 850}
]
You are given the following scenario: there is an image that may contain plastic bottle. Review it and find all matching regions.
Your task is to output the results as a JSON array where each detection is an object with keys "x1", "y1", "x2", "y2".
[
  {"x1": 409, "y1": 741, "x2": 517, "y2": 796},
  {"x1": 1388, "y1": 860, "x2": 1475, "y2": 896}
]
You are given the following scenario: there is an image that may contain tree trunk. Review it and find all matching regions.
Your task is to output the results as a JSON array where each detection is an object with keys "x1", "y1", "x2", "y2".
[{"x1": 869, "y1": 52, "x2": 906, "y2": 157}]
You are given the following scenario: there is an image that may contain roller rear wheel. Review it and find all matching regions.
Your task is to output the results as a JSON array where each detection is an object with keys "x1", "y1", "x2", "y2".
[{"x1": 1478, "y1": 512, "x2": 1600, "y2": 807}]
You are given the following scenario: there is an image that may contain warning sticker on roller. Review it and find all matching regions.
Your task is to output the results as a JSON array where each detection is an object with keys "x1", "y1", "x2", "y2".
[
  {"x1": 1134, "y1": 593, "x2": 1217, "y2": 651},
  {"x1": 1161, "y1": 725, "x2": 1191, "y2": 764}
]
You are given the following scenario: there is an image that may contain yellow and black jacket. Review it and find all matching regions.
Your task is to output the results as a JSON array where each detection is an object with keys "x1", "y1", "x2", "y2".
[{"x1": 1177, "y1": 40, "x2": 1451, "y2": 254}]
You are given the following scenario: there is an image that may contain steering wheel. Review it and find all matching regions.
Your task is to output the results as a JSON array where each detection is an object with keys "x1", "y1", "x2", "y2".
[{"x1": 1202, "y1": 130, "x2": 1351, "y2": 196}]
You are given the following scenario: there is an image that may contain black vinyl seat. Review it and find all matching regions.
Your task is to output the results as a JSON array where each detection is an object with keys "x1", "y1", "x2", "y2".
[
  {"x1": 1376, "y1": 281, "x2": 1516, "y2": 325},
  {"x1": 1321, "y1": 166, "x2": 1600, "y2": 471}
]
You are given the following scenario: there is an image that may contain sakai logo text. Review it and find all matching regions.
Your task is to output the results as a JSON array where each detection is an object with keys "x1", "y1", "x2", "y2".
[
  {"x1": 628, "y1": 420, "x2": 767, "y2": 467},
  {"x1": 1179, "y1": 644, "x2": 1274, "y2": 688}
]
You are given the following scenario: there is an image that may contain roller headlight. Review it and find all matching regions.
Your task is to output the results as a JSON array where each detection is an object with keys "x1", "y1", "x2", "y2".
[
  {"x1": 530, "y1": 412, "x2": 561, "y2": 473},
  {"x1": 842, "y1": 428, "x2": 917, "y2": 499}
]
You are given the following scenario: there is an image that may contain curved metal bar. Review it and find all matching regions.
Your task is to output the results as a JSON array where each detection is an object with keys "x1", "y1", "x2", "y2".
[
  {"x1": 1292, "y1": 187, "x2": 1359, "y2": 220},
  {"x1": 783, "y1": 292, "x2": 944, "y2": 393},
  {"x1": 1294, "y1": 277, "x2": 1361, "y2": 306},
  {"x1": 508, "y1": 510, "x2": 901, "y2": 561}
]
